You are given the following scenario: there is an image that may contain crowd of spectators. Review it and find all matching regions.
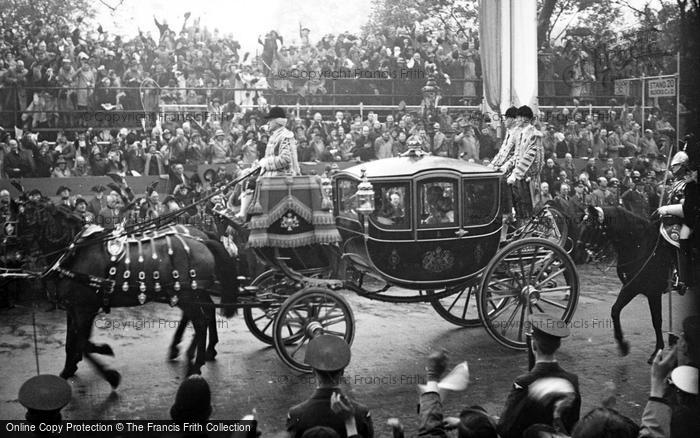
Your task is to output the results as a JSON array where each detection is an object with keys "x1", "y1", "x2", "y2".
[
  {"x1": 0, "y1": 8, "x2": 678, "y2": 135},
  {"x1": 0, "y1": 96, "x2": 678, "y2": 226}
]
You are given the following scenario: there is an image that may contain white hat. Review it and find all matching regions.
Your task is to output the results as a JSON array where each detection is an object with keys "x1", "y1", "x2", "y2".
[
  {"x1": 671, "y1": 366, "x2": 698, "y2": 395},
  {"x1": 78, "y1": 52, "x2": 89, "y2": 60}
]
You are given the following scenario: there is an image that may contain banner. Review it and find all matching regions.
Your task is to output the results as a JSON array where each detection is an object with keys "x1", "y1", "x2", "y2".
[{"x1": 479, "y1": 0, "x2": 502, "y2": 112}]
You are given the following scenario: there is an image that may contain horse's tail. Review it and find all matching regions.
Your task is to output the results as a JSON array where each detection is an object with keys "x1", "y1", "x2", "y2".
[{"x1": 203, "y1": 239, "x2": 239, "y2": 318}]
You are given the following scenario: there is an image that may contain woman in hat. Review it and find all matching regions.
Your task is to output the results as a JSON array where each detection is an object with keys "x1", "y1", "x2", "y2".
[
  {"x1": 51, "y1": 157, "x2": 72, "y2": 178},
  {"x1": 207, "y1": 129, "x2": 230, "y2": 164}
]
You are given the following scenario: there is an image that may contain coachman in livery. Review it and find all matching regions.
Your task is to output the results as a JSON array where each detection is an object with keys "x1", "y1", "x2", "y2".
[{"x1": 238, "y1": 106, "x2": 340, "y2": 248}]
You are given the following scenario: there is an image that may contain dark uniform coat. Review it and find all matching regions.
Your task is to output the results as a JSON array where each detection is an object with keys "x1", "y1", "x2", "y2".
[
  {"x1": 286, "y1": 387, "x2": 373, "y2": 438},
  {"x1": 497, "y1": 362, "x2": 581, "y2": 438}
]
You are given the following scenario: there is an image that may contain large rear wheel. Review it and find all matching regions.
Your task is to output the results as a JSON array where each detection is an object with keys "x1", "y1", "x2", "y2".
[
  {"x1": 272, "y1": 287, "x2": 355, "y2": 373},
  {"x1": 477, "y1": 238, "x2": 579, "y2": 350}
]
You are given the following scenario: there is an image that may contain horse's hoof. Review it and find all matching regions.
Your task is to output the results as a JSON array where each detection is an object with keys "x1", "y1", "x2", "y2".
[
  {"x1": 186, "y1": 364, "x2": 202, "y2": 376},
  {"x1": 95, "y1": 344, "x2": 114, "y2": 357},
  {"x1": 104, "y1": 370, "x2": 121, "y2": 388},
  {"x1": 59, "y1": 368, "x2": 76, "y2": 379},
  {"x1": 617, "y1": 340, "x2": 630, "y2": 356},
  {"x1": 205, "y1": 349, "x2": 217, "y2": 361},
  {"x1": 168, "y1": 347, "x2": 179, "y2": 361}
]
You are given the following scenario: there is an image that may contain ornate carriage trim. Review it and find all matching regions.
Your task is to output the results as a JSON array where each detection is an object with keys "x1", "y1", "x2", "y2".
[
  {"x1": 280, "y1": 213, "x2": 300, "y2": 232},
  {"x1": 421, "y1": 246, "x2": 455, "y2": 273}
]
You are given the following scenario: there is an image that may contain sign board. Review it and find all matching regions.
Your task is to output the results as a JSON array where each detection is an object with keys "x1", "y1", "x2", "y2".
[
  {"x1": 614, "y1": 79, "x2": 630, "y2": 96},
  {"x1": 648, "y1": 78, "x2": 676, "y2": 97}
]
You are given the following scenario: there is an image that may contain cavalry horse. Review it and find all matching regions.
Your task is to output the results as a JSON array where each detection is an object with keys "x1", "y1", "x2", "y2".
[
  {"x1": 580, "y1": 206, "x2": 675, "y2": 364},
  {"x1": 51, "y1": 222, "x2": 239, "y2": 386}
]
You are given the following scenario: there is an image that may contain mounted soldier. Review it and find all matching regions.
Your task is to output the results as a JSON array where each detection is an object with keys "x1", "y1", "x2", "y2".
[{"x1": 657, "y1": 136, "x2": 700, "y2": 292}]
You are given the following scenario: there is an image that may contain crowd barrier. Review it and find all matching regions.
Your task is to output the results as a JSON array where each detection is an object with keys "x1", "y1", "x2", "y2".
[{"x1": 0, "y1": 157, "x2": 664, "y2": 204}]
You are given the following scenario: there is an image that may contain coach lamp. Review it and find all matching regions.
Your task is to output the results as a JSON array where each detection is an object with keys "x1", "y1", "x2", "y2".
[{"x1": 356, "y1": 168, "x2": 375, "y2": 229}]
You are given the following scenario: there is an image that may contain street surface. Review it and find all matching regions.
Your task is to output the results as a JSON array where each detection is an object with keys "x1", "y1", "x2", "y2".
[{"x1": 0, "y1": 264, "x2": 690, "y2": 435}]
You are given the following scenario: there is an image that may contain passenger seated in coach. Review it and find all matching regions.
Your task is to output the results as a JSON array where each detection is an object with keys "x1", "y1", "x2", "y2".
[{"x1": 377, "y1": 191, "x2": 407, "y2": 227}]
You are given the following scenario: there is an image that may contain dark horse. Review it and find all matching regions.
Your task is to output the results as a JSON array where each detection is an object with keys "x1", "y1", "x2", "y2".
[
  {"x1": 52, "y1": 223, "x2": 239, "y2": 386},
  {"x1": 580, "y1": 206, "x2": 675, "y2": 363}
]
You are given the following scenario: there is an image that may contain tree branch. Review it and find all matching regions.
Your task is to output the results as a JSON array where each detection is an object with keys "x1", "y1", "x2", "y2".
[{"x1": 97, "y1": 0, "x2": 124, "y2": 12}]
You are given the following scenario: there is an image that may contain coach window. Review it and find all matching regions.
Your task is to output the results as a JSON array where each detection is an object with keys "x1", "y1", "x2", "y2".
[
  {"x1": 463, "y1": 179, "x2": 499, "y2": 226},
  {"x1": 372, "y1": 183, "x2": 410, "y2": 229},
  {"x1": 418, "y1": 179, "x2": 457, "y2": 228}
]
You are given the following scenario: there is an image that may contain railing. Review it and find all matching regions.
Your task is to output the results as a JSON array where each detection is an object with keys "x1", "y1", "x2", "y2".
[{"x1": 0, "y1": 78, "x2": 663, "y2": 132}]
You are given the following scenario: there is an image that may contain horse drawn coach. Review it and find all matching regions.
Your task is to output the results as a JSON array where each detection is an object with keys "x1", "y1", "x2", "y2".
[{"x1": 5, "y1": 148, "x2": 579, "y2": 384}]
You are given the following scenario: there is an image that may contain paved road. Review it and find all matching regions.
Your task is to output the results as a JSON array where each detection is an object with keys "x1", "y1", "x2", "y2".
[{"x1": 0, "y1": 264, "x2": 691, "y2": 435}]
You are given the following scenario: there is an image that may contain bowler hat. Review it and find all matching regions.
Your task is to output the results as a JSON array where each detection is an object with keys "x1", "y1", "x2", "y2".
[
  {"x1": 18, "y1": 375, "x2": 71, "y2": 412},
  {"x1": 264, "y1": 106, "x2": 286, "y2": 119},
  {"x1": 304, "y1": 335, "x2": 351, "y2": 371},
  {"x1": 91, "y1": 184, "x2": 106, "y2": 193},
  {"x1": 28, "y1": 189, "x2": 42, "y2": 197},
  {"x1": 56, "y1": 186, "x2": 70, "y2": 195}
]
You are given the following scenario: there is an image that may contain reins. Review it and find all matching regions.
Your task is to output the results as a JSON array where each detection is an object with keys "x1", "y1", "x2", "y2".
[{"x1": 35, "y1": 167, "x2": 261, "y2": 263}]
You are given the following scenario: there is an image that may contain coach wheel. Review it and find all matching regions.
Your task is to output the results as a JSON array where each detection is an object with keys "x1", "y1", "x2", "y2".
[
  {"x1": 243, "y1": 270, "x2": 298, "y2": 345},
  {"x1": 272, "y1": 287, "x2": 355, "y2": 373},
  {"x1": 430, "y1": 283, "x2": 508, "y2": 327},
  {"x1": 478, "y1": 238, "x2": 579, "y2": 350}
]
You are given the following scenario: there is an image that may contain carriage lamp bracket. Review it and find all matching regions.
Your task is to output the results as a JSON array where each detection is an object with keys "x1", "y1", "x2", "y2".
[{"x1": 356, "y1": 168, "x2": 375, "y2": 229}]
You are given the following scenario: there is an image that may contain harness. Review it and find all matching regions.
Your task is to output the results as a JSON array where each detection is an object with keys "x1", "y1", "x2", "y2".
[{"x1": 52, "y1": 224, "x2": 209, "y2": 313}]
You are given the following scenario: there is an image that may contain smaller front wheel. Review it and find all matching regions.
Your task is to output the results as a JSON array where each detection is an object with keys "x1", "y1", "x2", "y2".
[{"x1": 272, "y1": 287, "x2": 355, "y2": 373}]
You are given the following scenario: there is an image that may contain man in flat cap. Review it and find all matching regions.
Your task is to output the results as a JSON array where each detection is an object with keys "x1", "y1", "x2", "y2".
[
  {"x1": 88, "y1": 184, "x2": 107, "y2": 217},
  {"x1": 286, "y1": 335, "x2": 373, "y2": 438},
  {"x1": 498, "y1": 313, "x2": 581, "y2": 438},
  {"x1": 18, "y1": 374, "x2": 72, "y2": 431}
]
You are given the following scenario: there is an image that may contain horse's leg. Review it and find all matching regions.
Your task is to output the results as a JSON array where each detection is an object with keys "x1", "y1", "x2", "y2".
[
  {"x1": 60, "y1": 309, "x2": 80, "y2": 378},
  {"x1": 206, "y1": 306, "x2": 218, "y2": 361},
  {"x1": 611, "y1": 285, "x2": 638, "y2": 356},
  {"x1": 85, "y1": 340, "x2": 114, "y2": 357},
  {"x1": 170, "y1": 313, "x2": 189, "y2": 361},
  {"x1": 187, "y1": 310, "x2": 207, "y2": 376},
  {"x1": 76, "y1": 311, "x2": 121, "y2": 388},
  {"x1": 646, "y1": 291, "x2": 665, "y2": 364}
]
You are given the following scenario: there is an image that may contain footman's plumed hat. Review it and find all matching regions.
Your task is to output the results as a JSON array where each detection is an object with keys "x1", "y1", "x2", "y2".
[{"x1": 305, "y1": 335, "x2": 351, "y2": 371}]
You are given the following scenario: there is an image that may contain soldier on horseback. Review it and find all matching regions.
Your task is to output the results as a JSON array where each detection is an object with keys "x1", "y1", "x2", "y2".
[{"x1": 657, "y1": 137, "x2": 700, "y2": 292}]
